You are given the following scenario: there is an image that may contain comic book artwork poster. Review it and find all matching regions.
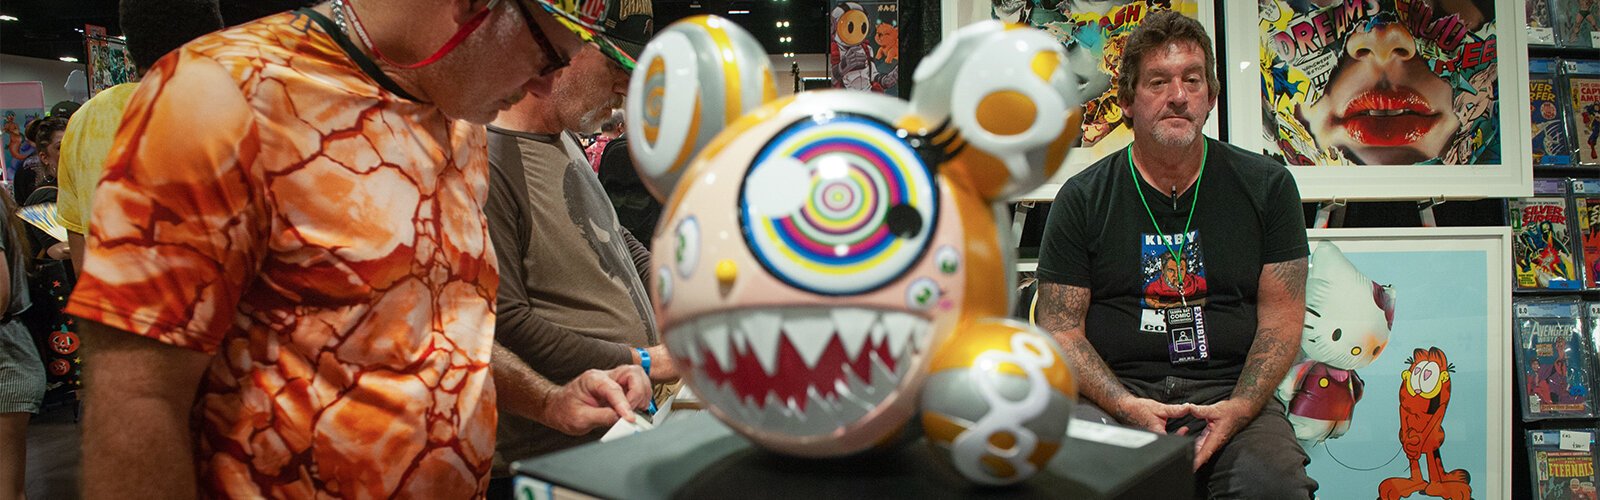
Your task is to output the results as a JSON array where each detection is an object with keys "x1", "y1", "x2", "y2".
[
  {"x1": 991, "y1": 0, "x2": 1206, "y2": 160},
  {"x1": 1296, "y1": 228, "x2": 1509, "y2": 500},
  {"x1": 1256, "y1": 0, "x2": 1500, "y2": 166},
  {"x1": 1139, "y1": 230, "x2": 1206, "y2": 308},
  {"x1": 1513, "y1": 183, "x2": 1583, "y2": 290},
  {"x1": 84, "y1": 25, "x2": 135, "y2": 96},
  {"x1": 1573, "y1": 180, "x2": 1600, "y2": 288},
  {"x1": 1574, "y1": 70, "x2": 1600, "y2": 165},
  {"x1": 1514, "y1": 299, "x2": 1596, "y2": 419},
  {"x1": 1559, "y1": 0, "x2": 1600, "y2": 48},
  {"x1": 1528, "y1": 429, "x2": 1599, "y2": 500},
  {"x1": 1533, "y1": 59, "x2": 1574, "y2": 166},
  {"x1": 828, "y1": 0, "x2": 899, "y2": 96},
  {"x1": 0, "y1": 81, "x2": 46, "y2": 185},
  {"x1": 1530, "y1": 0, "x2": 1559, "y2": 46}
]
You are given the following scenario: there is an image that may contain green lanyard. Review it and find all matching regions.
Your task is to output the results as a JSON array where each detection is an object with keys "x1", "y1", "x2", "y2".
[{"x1": 1128, "y1": 143, "x2": 1207, "y2": 291}]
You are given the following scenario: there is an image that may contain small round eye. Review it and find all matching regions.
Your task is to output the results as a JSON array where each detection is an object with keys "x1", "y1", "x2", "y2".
[
  {"x1": 675, "y1": 217, "x2": 701, "y2": 278},
  {"x1": 936, "y1": 246, "x2": 960, "y2": 275}
]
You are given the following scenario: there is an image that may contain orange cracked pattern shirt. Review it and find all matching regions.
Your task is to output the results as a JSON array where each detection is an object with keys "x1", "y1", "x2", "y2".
[{"x1": 64, "y1": 11, "x2": 498, "y2": 498}]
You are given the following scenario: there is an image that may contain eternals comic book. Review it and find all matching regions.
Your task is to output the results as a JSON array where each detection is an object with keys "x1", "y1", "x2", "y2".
[
  {"x1": 1516, "y1": 299, "x2": 1595, "y2": 420},
  {"x1": 1528, "y1": 429, "x2": 1598, "y2": 499},
  {"x1": 1514, "y1": 180, "x2": 1584, "y2": 290}
]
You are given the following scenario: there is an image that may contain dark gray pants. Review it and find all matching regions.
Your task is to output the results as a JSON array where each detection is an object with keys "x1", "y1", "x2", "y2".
[{"x1": 1073, "y1": 376, "x2": 1317, "y2": 500}]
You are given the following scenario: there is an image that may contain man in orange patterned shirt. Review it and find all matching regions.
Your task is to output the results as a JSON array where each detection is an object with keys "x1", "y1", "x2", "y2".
[{"x1": 66, "y1": 1, "x2": 649, "y2": 498}]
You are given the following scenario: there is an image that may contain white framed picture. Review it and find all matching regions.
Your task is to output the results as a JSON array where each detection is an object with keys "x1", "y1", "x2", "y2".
[
  {"x1": 942, "y1": 0, "x2": 1220, "y2": 202},
  {"x1": 1223, "y1": 0, "x2": 1532, "y2": 201},
  {"x1": 1292, "y1": 227, "x2": 1512, "y2": 500}
]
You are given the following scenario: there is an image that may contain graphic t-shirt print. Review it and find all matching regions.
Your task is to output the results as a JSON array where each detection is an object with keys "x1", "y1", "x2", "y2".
[{"x1": 1141, "y1": 230, "x2": 1209, "y2": 309}]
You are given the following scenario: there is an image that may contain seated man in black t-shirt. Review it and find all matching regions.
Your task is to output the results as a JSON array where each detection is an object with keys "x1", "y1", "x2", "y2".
[{"x1": 1033, "y1": 11, "x2": 1314, "y2": 499}]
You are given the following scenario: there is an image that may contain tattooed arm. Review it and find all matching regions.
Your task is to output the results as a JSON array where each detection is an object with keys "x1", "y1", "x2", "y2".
[
  {"x1": 1037, "y1": 282, "x2": 1188, "y2": 433},
  {"x1": 1232, "y1": 257, "x2": 1308, "y2": 413},
  {"x1": 1187, "y1": 256, "x2": 1307, "y2": 469}
]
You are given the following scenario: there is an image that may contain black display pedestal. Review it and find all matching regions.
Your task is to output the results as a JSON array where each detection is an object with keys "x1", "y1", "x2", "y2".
[{"x1": 512, "y1": 412, "x2": 1194, "y2": 499}]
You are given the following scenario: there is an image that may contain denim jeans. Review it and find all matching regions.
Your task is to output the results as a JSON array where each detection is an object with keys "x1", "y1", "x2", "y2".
[{"x1": 1074, "y1": 376, "x2": 1318, "y2": 500}]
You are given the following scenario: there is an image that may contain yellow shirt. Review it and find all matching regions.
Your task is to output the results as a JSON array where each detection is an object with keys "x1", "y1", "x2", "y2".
[{"x1": 56, "y1": 82, "x2": 139, "y2": 234}]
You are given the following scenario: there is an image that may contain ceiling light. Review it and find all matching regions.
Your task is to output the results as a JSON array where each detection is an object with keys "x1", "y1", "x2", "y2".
[
  {"x1": 775, "y1": 21, "x2": 782, "y2": 27},
  {"x1": 74, "y1": 28, "x2": 84, "y2": 33},
  {"x1": 59, "y1": 56, "x2": 79, "y2": 63},
  {"x1": 0, "y1": 15, "x2": 18, "y2": 22},
  {"x1": 116, "y1": 35, "x2": 125, "y2": 40},
  {"x1": 783, "y1": 22, "x2": 790, "y2": 27},
  {"x1": 728, "y1": 9, "x2": 749, "y2": 14}
]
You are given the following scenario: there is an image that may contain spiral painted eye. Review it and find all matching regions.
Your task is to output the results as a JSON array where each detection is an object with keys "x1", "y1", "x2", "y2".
[
  {"x1": 740, "y1": 114, "x2": 938, "y2": 296},
  {"x1": 675, "y1": 217, "x2": 701, "y2": 278}
]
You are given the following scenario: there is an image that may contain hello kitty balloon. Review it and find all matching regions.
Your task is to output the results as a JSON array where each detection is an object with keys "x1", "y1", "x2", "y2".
[
  {"x1": 627, "y1": 17, "x2": 1082, "y2": 484},
  {"x1": 1276, "y1": 241, "x2": 1396, "y2": 445}
]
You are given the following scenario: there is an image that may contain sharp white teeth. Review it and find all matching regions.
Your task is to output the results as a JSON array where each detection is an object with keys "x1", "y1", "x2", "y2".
[
  {"x1": 700, "y1": 316, "x2": 734, "y2": 373},
  {"x1": 829, "y1": 308, "x2": 876, "y2": 360},
  {"x1": 737, "y1": 311, "x2": 782, "y2": 376},
  {"x1": 869, "y1": 322, "x2": 888, "y2": 350},
  {"x1": 870, "y1": 352, "x2": 899, "y2": 395},
  {"x1": 667, "y1": 326, "x2": 700, "y2": 368},
  {"x1": 883, "y1": 312, "x2": 916, "y2": 357},
  {"x1": 783, "y1": 309, "x2": 834, "y2": 369}
]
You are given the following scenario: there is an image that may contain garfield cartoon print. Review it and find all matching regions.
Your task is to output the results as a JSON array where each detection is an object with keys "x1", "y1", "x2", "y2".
[
  {"x1": 627, "y1": 17, "x2": 1082, "y2": 484},
  {"x1": 1379, "y1": 347, "x2": 1471, "y2": 500}
]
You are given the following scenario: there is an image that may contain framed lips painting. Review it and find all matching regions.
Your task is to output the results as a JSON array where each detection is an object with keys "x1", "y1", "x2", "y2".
[{"x1": 1224, "y1": 0, "x2": 1533, "y2": 201}]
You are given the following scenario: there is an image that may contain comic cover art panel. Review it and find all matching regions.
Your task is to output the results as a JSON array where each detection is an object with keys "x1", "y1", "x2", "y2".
[
  {"x1": 1558, "y1": 0, "x2": 1600, "y2": 47},
  {"x1": 0, "y1": 81, "x2": 45, "y2": 184},
  {"x1": 829, "y1": 0, "x2": 900, "y2": 96},
  {"x1": 1573, "y1": 180, "x2": 1600, "y2": 288},
  {"x1": 983, "y1": 0, "x2": 1219, "y2": 201},
  {"x1": 1569, "y1": 68, "x2": 1600, "y2": 165},
  {"x1": 1512, "y1": 196, "x2": 1583, "y2": 290},
  {"x1": 84, "y1": 25, "x2": 134, "y2": 96},
  {"x1": 1529, "y1": 0, "x2": 1559, "y2": 45},
  {"x1": 1527, "y1": 429, "x2": 1599, "y2": 500},
  {"x1": 1299, "y1": 227, "x2": 1511, "y2": 500},
  {"x1": 1532, "y1": 59, "x2": 1574, "y2": 166},
  {"x1": 1139, "y1": 230, "x2": 1207, "y2": 309},
  {"x1": 1255, "y1": 0, "x2": 1500, "y2": 167},
  {"x1": 1514, "y1": 299, "x2": 1595, "y2": 419}
]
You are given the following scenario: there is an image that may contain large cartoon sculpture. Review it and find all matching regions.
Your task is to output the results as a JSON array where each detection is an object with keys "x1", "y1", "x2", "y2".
[
  {"x1": 1276, "y1": 241, "x2": 1395, "y2": 445},
  {"x1": 626, "y1": 17, "x2": 1082, "y2": 484}
]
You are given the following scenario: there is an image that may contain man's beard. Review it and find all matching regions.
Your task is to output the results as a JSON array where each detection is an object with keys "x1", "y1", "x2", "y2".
[{"x1": 1151, "y1": 118, "x2": 1201, "y2": 147}]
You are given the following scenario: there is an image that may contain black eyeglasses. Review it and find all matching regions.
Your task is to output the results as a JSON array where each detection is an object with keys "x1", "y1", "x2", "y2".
[{"x1": 512, "y1": 0, "x2": 572, "y2": 77}]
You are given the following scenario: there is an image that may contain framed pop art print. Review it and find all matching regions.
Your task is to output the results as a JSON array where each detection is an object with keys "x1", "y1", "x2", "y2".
[
  {"x1": 941, "y1": 0, "x2": 1220, "y2": 201},
  {"x1": 1224, "y1": 0, "x2": 1532, "y2": 201},
  {"x1": 1288, "y1": 227, "x2": 1511, "y2": 500}
]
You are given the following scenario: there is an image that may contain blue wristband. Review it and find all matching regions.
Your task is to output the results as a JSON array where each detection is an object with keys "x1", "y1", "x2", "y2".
[
  {"x1": 636, "y1": 347, "x2": 651, "y2": 376},
  {"x1": 636, "y1": 347, "x2": 657, "y2": 415}
]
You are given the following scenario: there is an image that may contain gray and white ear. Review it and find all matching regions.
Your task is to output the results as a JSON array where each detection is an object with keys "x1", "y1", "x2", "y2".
[
  {"x1": 626, "y1": 15, "x2": 775, "y2": 202},
  {"x1": 909, "y1": 21, "x2": 1082, "y2": 200}
]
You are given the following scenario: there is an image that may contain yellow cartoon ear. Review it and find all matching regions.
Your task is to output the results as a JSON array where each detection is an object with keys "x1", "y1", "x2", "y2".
[
  {"x1": 626, "y1": 15, "x2": 775, "y2": 202},
  {"x1": 909, "y1": 21, "x2": 1082, "y2": 201}
]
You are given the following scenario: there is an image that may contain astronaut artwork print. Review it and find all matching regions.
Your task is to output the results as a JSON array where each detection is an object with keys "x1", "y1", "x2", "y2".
[{"x1": 626, "y1": 17, "x2": 1084, "y2": 484}]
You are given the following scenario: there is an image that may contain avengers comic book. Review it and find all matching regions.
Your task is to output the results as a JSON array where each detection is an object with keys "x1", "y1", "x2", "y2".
[
  {"x1": 1516, "y1": 298, "x2": 1596, "y2": 420},
  {"x1": 1514, "y1": 180, "x2": 1584, "y2": 290},
  {"x1": 1529, "y1": 429, "x2": 1598, "y2": 499},
  {"x1": 1534, "y1": 58, "x2": 1575, "y2": 166}
]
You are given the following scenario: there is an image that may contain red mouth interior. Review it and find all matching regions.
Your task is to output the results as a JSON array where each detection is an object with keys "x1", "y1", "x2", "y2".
[
  {"x1": 1337, "y1": 87, "x2": 1439, "y2": 146},
  {"x1": 699, "y1": 330, "x2": 898, "y2": 413}
]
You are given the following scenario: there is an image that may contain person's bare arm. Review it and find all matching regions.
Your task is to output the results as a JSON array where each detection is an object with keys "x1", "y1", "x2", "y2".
[
  {"x1": 1036, "y1": 282, "x2": 1188, "y2": 433},
  {"x1": 79, "y1": 320, "x2": 213, "y2": 500},
  {"x1": 68, "y1": 231, "x2": 85, "y2": 276},
  {"x1": 1188, "y1": 257, "x2": 1307, "y2": 469},
  {"x1": 492, "y1": 342, "x2": 649, "y2": 435}
]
